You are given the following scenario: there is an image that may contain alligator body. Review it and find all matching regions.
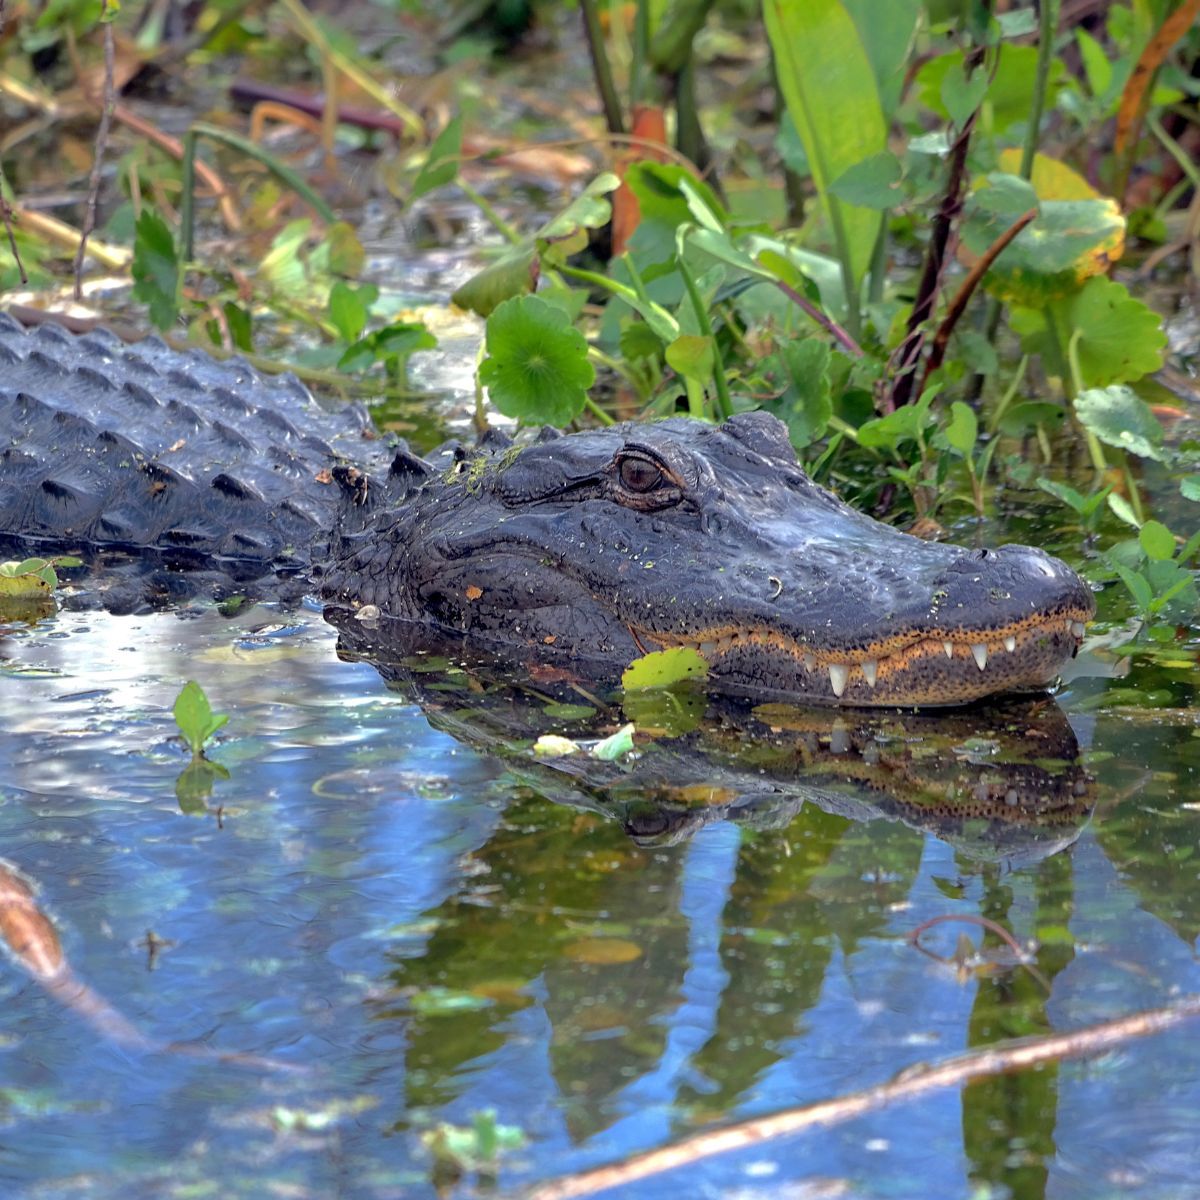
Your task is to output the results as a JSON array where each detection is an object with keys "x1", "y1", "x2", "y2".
[{"x1": 0, "y1": 313, "x2": 1095, "y2": 707}]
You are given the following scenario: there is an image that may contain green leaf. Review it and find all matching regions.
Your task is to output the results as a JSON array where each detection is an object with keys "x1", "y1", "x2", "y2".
[
  {"x1": 1109, "y1": 559, "x2": 1153, "y2": 614},
  {"x1": 916, "y1": 45, "x2": 1065, "y2": 133},
  {"x1": 621, "y1": 647, "x2": 709, "y2": 691},
  {"x1": 857, "y1": 402, "x2": 934, "y2": 451},
  {"x1": 1107, "y1": 492, "x2": 1141, "y2": 530},
  {"x1": 328, "y1": 280, "x2": 374, "y2": 343},
  {"x1": 223, "y1": 301, "x2": 253, "y2": 352},
  {"x1": 173, "y1": 680, "x2": 228, "y2": 757},
  {"x1": 828, "y1": 151, "x2": 903, "y2": 210},
  {"x1": 1074, "y1": 384, "x2": 1165, "y2": 461},
  {"x1": 841, "y1": 0, "x2": 919, "y2": 117},
  {"x1": 1181, "y1": 475, "x2": 1200, "y2": 503},
  {"x1": 939, "y1": 60, "x2": 989, "y2": 128},
  {"x1": 764, "y1": 0, "x2": 888, "y2": 294},
  {"x1": 479, "y1": 295, "x2": 594, "y2": 425},
  {"x1": 1139, "y1": 520, "x2": 1176, "y2": 561},
  {"x1": 1058, "y1": 279, "x2": 1167, "y2": 389},
  {"x1": 452, "y1": 175, "x2": 618, "y2": 317},
  {"x1": 131, "y1": 208, "x2": 180, "y2": 330},
  {"x1": 941, "y1": 400, "x2": 978, "y2": 457},
  {"x1": 665, "y1": 334, "x2": 714, "y2": 384},
  {"x1": 1036, "y1": 479, "x2": 1087, "y2": 513},
  {"x1": 451, "y1": 244, "x2": 539, "y2": 317},
  {"x1": 410, "y1": 116, "x2": 463, "y2": 202},
  {"x1": 962, "y1": 178, "x2": 1125, "y2": 306},
  {"x1": 591, "y1": 723, "x2": 636, "y2": 761},
  {"x1": 766, "y1": 339, "x2": 832, "y2": 449}
]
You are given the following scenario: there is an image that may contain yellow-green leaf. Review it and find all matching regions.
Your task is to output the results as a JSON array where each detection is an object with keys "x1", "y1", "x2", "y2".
[
  {"x1": 621, "y1": 647, "x2": 709, "y2": 691},
  {"x1": 764, "y1": 0, "x2": 887, "y2": 296}
]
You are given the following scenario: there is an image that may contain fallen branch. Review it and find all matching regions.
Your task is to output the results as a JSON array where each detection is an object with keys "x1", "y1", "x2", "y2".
[{"x1": 522, "y1": 996, "x2": 1200, "y2": 1200}]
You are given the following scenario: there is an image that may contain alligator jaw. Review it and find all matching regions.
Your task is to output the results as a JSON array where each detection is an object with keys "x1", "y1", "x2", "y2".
[{"x1": 641, "y1": 610, "x2": 1092, "y2": 707}]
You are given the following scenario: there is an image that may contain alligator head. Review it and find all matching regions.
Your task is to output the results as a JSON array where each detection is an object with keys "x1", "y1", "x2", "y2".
[{"x1": 321, "y1": 411, "x2": 1094, "y2": 707}]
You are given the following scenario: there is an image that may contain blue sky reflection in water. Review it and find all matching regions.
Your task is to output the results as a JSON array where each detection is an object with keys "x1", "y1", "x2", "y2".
[{"x1": 0, "y1": 604, "x2": 1199, "y2": 1200}]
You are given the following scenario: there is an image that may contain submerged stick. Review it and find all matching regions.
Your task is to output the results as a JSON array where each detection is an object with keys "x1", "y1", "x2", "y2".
[{"x1": 523, "y1": 997, "x2": 1200, "y2": 1200}]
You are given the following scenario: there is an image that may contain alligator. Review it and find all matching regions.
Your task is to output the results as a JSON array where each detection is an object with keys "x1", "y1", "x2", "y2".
[{"x1": 0, "y1": 312, "x2": 1095, "y2": 707}]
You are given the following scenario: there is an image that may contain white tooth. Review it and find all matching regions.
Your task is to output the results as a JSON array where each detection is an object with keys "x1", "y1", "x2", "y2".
[
  {"x1": 943, "y1": 641, "x2": 954, "y2": 659},
  {"x1": 829, "y1": 721, "x2": 850, "y2": 754},
  {"x1": 971, "y1": 643, "x2": 988, "y2": 670},
  {"x1": 1004, "y1": 635, "x2": 1016, "y2": 653},
  {"x1": 1071, "y1": 621, "x2": 1086, "y2": 638},
  {"x1": 861, "y1": 660, "x2": 878, "y2": 688},
  {"x1": 828, "y1": 663, "x2": 849, "y2": 698},
  {"x1": 803, "y1": 652, "x2": 816, "y2": 672},
  {"x1": 699, "y1": 641, "x2": 718, "y2": 656}
]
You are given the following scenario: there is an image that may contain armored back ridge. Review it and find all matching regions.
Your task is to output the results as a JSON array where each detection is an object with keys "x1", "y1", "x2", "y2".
[{"x1": 0, "y1": 314, "x2": 1095, "y2": 707}]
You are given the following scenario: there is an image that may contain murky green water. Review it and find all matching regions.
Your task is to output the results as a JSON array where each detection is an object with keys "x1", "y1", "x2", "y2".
[{"x1": 0, "y1": 590, "x2": 1198, "y2": 1200}]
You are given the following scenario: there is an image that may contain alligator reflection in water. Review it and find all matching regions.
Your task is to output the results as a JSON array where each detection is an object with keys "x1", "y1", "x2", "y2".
[
  {"x1": 334, "y1": 615, "x2": 1094, "y2": 863},
  {"x1": 334, "y1": 621, "x2": 1098, "y2": 1175}
]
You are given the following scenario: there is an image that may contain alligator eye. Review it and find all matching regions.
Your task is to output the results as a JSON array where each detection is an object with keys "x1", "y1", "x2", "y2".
[{"x1": 619, "y1": 456, "x2": 664, "y2": 493}]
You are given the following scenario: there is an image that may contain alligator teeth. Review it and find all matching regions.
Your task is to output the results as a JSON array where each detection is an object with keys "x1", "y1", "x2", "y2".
[
  {"x1": 943, "y1": 641, "x2": 954, "y2": 659},
  {"x1": 971, "y1": 643, "x2": 988, "y2": 671},
  {"x1": 1004, "y1": 635, "x2": 1016, "y2": 653},
  {"x1": 1071, "y1": 621, "x2": 1086, "y2": 638},
  {"x1": 861, "y1": 659, "x2": 878, "y2": 689},
  {"x1": 803, "y1": 652, "x2": 816, "y2": 672},
  {"x1": 828, "y1": 663, "x2": 849, "y2": 698}
]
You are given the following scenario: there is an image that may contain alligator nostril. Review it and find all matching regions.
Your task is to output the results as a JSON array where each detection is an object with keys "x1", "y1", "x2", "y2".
[{"x1": 976, "y1": 548, "x2": 990, "y2": 561}]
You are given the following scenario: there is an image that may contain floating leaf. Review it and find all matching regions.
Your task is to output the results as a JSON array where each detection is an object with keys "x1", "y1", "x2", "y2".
[
  {"x1": 592, "y1": 723, "x2": 636, "y2": 761},
  {"x1": 1074, "y1": 385, "x2": 1165, "y2": 462},
  {"x1": 563, "y1": 938, "x2": 643, "y2": 965},
  {"x1": 479, "y1": 295, "x2": 594, "y2": 425},
  {"x1": 1182, "y1": 476, "x2": 1200, "y2": 503},
  {"x1": 621, "y1": 647, "x2": 709, "y2": 690},
  {"x1": 533, "y1": 734, "x2": 579, "y2": 757}
]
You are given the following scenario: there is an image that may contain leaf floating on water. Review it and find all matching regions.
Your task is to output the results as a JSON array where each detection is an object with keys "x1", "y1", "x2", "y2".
[
  {"x1": 533, "y1": 734, "x2": 580, "y2": 758},
  {"x1": 563, "y1": 938, "x2": 643, "y2": 965},
  {"x1": 621, "y1": 647, "x2": 709, "y2": 691},
  {"x1": 591, "y1": 723, "x2": 636, "y2": 761}
]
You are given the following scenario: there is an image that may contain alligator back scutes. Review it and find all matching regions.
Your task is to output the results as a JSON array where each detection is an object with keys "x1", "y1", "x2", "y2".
[{"x1": 0, "y1": 313, "x2": 389, "y2": 565}]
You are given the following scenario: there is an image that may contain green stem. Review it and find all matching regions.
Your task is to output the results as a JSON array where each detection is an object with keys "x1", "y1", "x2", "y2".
[
  {"x1": 580, "y1": 0, "x2": 625, "y2": 135},
  {"x1": 181, "y1": 123, "x2": 335, "y2": 262},
  {"x1": 457, "y1": 179, "x2": 521, "y2": 244},
  {"x1": 867, "y1": 212, "x2": 888, "y2": 306},
  {"x1": 987, "y1": 354, "x2": 1028, "y2": 433},
  {"x1": 1019, "y1": 0, "x2": 1059, "y2": 180},
  {"x1": 676, "y1": 233, "x2": 733, "y2": 421},
  {"x1": 1066, "y1": 327, "x2": 1110, "y2": 476},
  {"x1": 584, "y1": 395, "x2": 615, "y2": 425},
  {"x1": 1148, "y1": 113, "x2": 1200, "y2": 189}
]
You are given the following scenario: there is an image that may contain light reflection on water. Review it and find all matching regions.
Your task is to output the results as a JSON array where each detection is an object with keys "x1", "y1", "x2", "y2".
[{"x1": 0, "y1": 603, "x2": 1198, "y2": 1200}]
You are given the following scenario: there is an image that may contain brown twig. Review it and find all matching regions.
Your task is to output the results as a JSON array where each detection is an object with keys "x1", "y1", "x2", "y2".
[
  {"x1": 886, "y1": 35, "x2": 990, "y2": 412},
  {"x1": 773, "y1": 279, "x2": 864, "y2": 358},
  {"x1": 522, "y1": 997, "x2": 1200, "y2": 1200},
  {"x1": 114, "y1": 104, "x2": 241, "y2": 232},
  {"x1": 73, "y1": 2, "x2": 116, "y2": 299},
  {"x1": 907, "y1": 909, "x2": 1052, "y2": 995},
  {"x1": 916, "y1": 207, "x2": 1038, "y2": 394}
]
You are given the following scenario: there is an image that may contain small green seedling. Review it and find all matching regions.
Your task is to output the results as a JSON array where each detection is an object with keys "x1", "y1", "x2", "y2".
[
  {"x1": 0, "y1": 556, "x2": 82, "y2": 597},
  {"x1": 422, "y1": 1108, "x2": 525, "y2": 1177},
  {"x1": 173, "y1": 680, "x2": 228, "y2": 758}
]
